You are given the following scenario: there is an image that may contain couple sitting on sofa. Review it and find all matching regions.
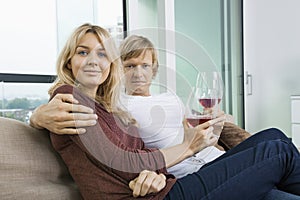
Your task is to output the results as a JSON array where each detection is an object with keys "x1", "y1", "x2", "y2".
[{"x1": 29, "y1": 28, "x2": 300, "y2": 199}]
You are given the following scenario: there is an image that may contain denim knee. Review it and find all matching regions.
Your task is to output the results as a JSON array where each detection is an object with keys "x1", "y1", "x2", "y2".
[{"x1": 260, "y1": 128, "x2": 291, "y2": 143}]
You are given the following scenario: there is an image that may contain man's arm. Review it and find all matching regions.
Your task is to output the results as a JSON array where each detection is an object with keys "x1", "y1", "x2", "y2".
[{"x1": 30, "y1": 93, "x2": 98, "y2": 134}]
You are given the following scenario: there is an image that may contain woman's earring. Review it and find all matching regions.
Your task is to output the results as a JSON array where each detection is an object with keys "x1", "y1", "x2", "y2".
[{"x1": 67, "y1": 62, "x2": 72, "y2": 69}]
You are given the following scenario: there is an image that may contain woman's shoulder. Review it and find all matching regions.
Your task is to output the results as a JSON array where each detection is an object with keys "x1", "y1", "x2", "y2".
[
  {"x1": 53, "y1": 84, "x2": 74, "y2": 94},
  {"x1": 52, "y1": 84, "x2": 98, "y2": 108}
]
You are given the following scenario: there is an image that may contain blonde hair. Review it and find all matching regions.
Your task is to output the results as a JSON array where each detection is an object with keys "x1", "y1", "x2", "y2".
[
  {"x1": 49, "y1": 23, "x2": 135, "y2": 125},
  {"x1": 119, "y1": 35, "x2": 159, "y2": 78}
]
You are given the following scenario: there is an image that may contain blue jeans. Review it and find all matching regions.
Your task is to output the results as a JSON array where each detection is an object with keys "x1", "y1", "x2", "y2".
[
  {"x1": 264, "y1": 189, "x2": 300, "y2": 200},
  {"x1": 164, "y1": 128, "x2": 300, "y2": 200}
]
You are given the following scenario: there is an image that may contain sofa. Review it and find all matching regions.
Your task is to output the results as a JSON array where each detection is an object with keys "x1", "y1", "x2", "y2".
[
  {"x1": 0, "y1": 117, "x2": 81, "y2": 200},
  {"x1": 1, "y1": 116, "x2": 299, "y2": 200}
]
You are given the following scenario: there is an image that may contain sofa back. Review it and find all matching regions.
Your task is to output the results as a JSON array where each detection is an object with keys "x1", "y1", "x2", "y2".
[{"x1": 0, "y1": 117, "x2": 81, "y2": 200}]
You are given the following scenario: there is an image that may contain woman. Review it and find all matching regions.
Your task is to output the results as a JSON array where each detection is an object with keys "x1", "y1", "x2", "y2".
[{"x1": 45, "y1": 23, "x2": 300, "y2": 199}]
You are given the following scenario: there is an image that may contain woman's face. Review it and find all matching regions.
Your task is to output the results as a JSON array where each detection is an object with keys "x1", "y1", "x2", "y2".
[
  {"x1": 123, "y1": 50, "x2": 154, "y2": 96},
  {"x1": 69, "y1": 32, "x2": 111, "y2": 97}
]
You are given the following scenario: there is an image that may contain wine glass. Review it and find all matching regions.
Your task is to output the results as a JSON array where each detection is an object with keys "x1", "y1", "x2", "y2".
[
  {"x1": 196, "y1": 71, "x2": 223, "y2": 115},
  {"x1": 185, "y1": 71, "x2": 223, "y2": 127},
  {"x1": 185, "y1": 86, "x2": 213, "y2": 127}
]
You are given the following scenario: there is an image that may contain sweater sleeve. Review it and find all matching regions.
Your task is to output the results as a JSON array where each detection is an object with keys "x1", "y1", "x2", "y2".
[
  {"x1": 50, "y1": 85, "x2": 177, "y2": 199},
  {"x1": 51, "y1": 85, "x2": 169, "y2": 178}
]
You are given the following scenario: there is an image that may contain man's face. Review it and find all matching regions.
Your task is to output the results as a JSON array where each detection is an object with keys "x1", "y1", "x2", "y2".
[{"x1": 123, "y1": 50, "x2": 154, "y2": 96}]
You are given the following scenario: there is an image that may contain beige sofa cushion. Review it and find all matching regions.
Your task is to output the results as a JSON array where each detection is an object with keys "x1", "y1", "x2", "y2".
[{"x1": 0, "y1": 117, "x2": 81, "y2": 200}]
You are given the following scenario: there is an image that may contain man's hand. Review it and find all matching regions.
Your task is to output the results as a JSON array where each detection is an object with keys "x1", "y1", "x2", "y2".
[
  {"x1": 129, "y1": 170, "x2": 166, "y2": 197},
  {"x1": 30, "y1": 93, "x2": 97, "y2": 134}
]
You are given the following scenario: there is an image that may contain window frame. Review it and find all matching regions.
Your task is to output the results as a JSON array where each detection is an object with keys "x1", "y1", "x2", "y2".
[{"x1": 0, "y1": 73, "x2": 56, "y2": 83}]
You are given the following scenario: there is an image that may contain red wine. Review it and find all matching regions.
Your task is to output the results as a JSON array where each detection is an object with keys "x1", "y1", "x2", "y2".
[
  {"x1": 186, "y1": 117, "x2": 212, "y2": 127},
  {"x1": 199, "y1": 98, "x2": 221, "y2": 108}
]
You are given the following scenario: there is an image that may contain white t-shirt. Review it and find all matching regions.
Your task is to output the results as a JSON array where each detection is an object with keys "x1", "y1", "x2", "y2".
[{"x1": 120, "y1": 92, "x2": 225, "y2": 178}]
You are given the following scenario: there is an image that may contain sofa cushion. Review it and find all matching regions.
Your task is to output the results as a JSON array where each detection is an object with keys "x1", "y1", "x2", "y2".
[{"x1": 0, "y1": 117, "x2": 81, "y2": 200}]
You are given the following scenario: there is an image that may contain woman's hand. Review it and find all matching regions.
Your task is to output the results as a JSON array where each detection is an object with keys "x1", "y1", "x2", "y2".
[
  {"x1": 211, "y1": 110, "x2": 226, "y2": 138},
  {"x1": 182, "y1": 118, "x2": 219, "y2": 157},
  {"x1": 129, "y1": 170, "x2": 166, "y2": 197},
  {"x1": 160, "y1": 115, "x2": 226, "y2": 168},
  {"x1": 30, "y1": 93, "x2": 98, "y2": 134}
]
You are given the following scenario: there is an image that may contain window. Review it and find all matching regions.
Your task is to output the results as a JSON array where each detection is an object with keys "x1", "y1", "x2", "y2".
[
  {"x1": 0, "y1": 0, "x2": 57, "y2": 75},
  {"x1": 0, "y1": 82, "x2": 52, "y2": 123},
  {"x1": 0, "y1": 0, "x2": 125, "y2": 123}
]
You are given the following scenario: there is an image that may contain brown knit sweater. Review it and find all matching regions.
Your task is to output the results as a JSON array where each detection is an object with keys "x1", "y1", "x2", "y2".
[{"x1": 50, "y1": 85, "x2": 176, "y2": 200}]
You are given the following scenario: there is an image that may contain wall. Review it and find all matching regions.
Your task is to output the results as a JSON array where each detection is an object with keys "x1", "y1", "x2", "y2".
[{"x1": 243, "y1": 0, "x2": 300, "y2": 135}]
